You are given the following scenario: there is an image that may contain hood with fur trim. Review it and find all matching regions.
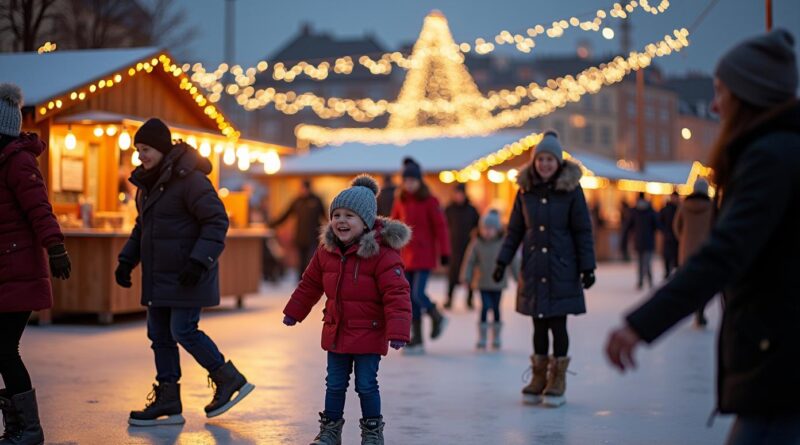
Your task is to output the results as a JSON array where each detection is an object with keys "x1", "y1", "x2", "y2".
[
  {"x1": 517, "y1": 159, "x2": 582, "y2": 192},
  {"x1": 320, "y1": 216, "x2": 412, "y2": 259}
]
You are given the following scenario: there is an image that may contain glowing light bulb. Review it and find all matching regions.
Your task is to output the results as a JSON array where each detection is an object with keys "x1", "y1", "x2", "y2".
[
  {"x1": 118, "y1": 130, "x2": 131, "y2": 150},
  {"x1": 93, "y1": 126, "x2": 104, "y2": 137},
  {"x1": 105, "y1": 125, "x2": 118, "y2": 136},
  {"x1": 223, "y1": 147, "x2": 236, "y2": 165},
  {"x1": 199, "y1": 140, "x2": 212, "y2": 157},
  {"x1": 262, "y1": 150, "x2": 281, "y2": 174},
  {"x1": 602, "y1": 27, "x2": 615, "y2": 39},
  {"x1": 65, "y1": 130, "x2": 76, "y2": 150}
]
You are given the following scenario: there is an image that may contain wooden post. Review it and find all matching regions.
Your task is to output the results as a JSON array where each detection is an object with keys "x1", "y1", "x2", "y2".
[{"x1": 766, "y1": 0, "x2": 773, "y2": 31}]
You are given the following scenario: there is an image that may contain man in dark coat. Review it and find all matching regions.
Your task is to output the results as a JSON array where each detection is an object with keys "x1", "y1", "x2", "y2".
[
  {"x1": 623, "y1": 193, "x2": 660, "y2": 289},
  {"x1": 444, "y1": 183, "x2": 480, "y2": 309},
  {"x1": 658, "y1": 192, "x2": 680, "y2": 278},
  {"x1": 270, "y1": 179, "x2": 327, "y2": 281},
  {"x1": 116, "y1": 118, "x2": 254, "y2": 426},
  {"x1": 376, "y1": 174, "x2": 396, "y2": 217}
]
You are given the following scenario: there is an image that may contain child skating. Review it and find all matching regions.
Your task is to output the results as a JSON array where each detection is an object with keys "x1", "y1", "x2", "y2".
[
  {"x1": 461, "y1": 209, "x2": 519, "y2": 350},
  {"x1": 282, "y1": 175, "x2": 412, "y2": 445}
]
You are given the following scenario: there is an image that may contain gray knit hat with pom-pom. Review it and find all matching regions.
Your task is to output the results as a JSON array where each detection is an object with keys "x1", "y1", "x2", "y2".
[
  {"x1": 330, "y1": 174, "x2": 380, "y2": 229},
  {"x1": 532, "y1": 130, "x2": 563, "y2": 161},
  {"x1": 0, "y1": 83, "x2": 23, "y2": 137}
]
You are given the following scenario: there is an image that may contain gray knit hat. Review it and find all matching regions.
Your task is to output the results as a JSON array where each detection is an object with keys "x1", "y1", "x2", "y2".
[
  {"x1": 480, "y1": 209, "x2": 502, "y2": 231},
  {"x1": 0, "y1": 83, "x2": 23, "y2": 137},
  {"x1": 715, "y1": 29, "x2": 798, "y2": 108},
  {"x1": 532, "y1": 130, "x2": 563, "y2": 161},
  {"x1": 330, "y1": 175, "x2": 380, "y2": 229}
]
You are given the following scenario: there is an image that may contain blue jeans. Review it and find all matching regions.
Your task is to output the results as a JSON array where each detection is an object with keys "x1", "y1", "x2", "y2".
[
  {"x1": 324, "y1": 352, "x2": 381, "y2": 420},
  {"x1": 147, "y1": 307, "x2": 225, "y2": 383},
  {"x1": 480, "y1": 290, "x2": 502, "y2": 323},
  {"x1": 726, "y1": 414, "x2": 800, "y2": 445},
  {"x1": 406, "y1": 270, "x2": 435, "y2": 320}
]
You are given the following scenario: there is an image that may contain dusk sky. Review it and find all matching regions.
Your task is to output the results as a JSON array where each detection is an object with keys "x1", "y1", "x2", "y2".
[{"x1": 174, "y1": 0, "x2": 800, "y2": 76}]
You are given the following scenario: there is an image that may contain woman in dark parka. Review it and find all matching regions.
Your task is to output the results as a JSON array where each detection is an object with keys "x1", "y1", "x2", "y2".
[
  {"x1": 606, "y1": 29, "x2": 800, "y2": 445},
  {"x1": 495, "y1": 131, "x2": 596, "y2": 407},
  {"x1": 116, "y1": 118, "x2": 253, "y2": 426}
]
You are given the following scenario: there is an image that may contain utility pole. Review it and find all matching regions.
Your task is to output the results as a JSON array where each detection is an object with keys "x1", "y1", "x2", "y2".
[{"x1": 766, "y1": 0, "x2": 773, "y2": 31}]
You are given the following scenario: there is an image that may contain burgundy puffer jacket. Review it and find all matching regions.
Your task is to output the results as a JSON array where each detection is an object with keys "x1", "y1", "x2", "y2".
[
  {"x1": 283, "y1": 217, "x2": 412, "y2": 355},
  {"x1": 0, "y1": 133, "x2": 64, "y2": 312}
]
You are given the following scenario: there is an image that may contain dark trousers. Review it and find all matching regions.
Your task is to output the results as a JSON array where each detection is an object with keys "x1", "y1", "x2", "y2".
[
  {"x1": 726, "y1": 414, "x2": 800, "y2": 445},
  {"x1": 324, "y1": 352, "x2": 381, "y2": 421},
  {"x1": 406, "y1": 270, "x2": 435, "y2": 320},
  {"x1": 533, "y1": 316, "x2": 569, "y2": 357},
  {"x1": 637, "y1": 250, "x2": 654, "y2": 288},
  {"x1": 662, "y1": 242, "x2": 679, "y2": 278},
  {"x1": 447, "y1": 280, "x2": 474, "y2": 305},
  {"x1": 0, "y1": 312, "x2": 33, "y2": 396},
  {"x1": 479, "y1": 290, "x2": 502, "y2": 323},
  {"x1": 147, "y1": 307, "x2": 226, "y2": 384},
  {"x1": 297, "y1": 244, "x2": 317, "y2": 281}
]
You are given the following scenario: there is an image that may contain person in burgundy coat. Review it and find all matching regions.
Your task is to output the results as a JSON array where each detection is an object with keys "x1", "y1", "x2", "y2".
[
  {"x1": 391, "y1": 157, "x2": 450, "y2": 355},
  {"x1": 283, "y1": 175, "x2": 411, "y2": 444},
  {"x1": 0, "y1": 83, "x2": 71, "y2": 445}
]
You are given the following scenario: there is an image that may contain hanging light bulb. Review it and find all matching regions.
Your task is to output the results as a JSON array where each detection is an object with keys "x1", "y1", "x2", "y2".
[
  {"x1": 65, "y1": 126, "x2": 77, "y2": 150},
  {"x1": 199, "y1": 140, "x2": 212, "y2": 157},
  {"x1": 93, "y1": 125, "x2": 104, "y2": 137},
  {"x1": 118, "y1": 130, "x2": 131, "y2": 150},
  {"x1": 105, "y1": 125, "x2": 118, "y2": 136},
  {"x1": 262, "y1": 150, "x2": 281, "y2": 174},
  {"x1": 237, "y1": 156, "x2": 251, "y2": 171},
  {"x1": 131, "y1": 151, "x2": 142, "y2": 166},
  {"x1": 186, "y1": 135, "x2": 198, "y2": 148},
  {"x1": 223, "y1": 147, "x2": 236, "y2": 165},
  {"x1": 214, "y1": 142, "x2": 225, "y2": 154}
]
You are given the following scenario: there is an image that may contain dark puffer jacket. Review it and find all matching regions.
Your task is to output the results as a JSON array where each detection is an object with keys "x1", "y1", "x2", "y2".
[
  {"x1": 497, "y1": 160, "x2": 596, "y2": 318},
  {"x1": 626, "y1": 100, "x2": 800, "y2": 415},
  {"x1": 119, "y1": 144, "x2": 229, "y2": 308},
  {"x1": 0, "y1": 133, "x2": 63, "y2": 312}
]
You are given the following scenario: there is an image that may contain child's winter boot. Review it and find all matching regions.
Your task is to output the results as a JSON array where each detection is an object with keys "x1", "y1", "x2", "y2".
[
  {"x1": 129, "y1": 382, "x2": 185, "y2": 426},
  {"x1": 542, "y1": 356, "x2": 571, "y2": 407},
  {"x1": 476, "y1": 322, "x2": 489, "y2": 350},
  {"x1": 428, "y1": 305, "x2": 448, "y2": 340},
  {"x1": 205, "y1": 360, "x2": 255, "y2": 418},
  {"x1": 359, "y1": 417, "x2": 385, "y2": 445},
  {"x1": 521, "y1": 355, "x2": 548, "y2": 405},
  {"x1": 403, "y1": 319, "x2": 425, "y2": 355},
  {"x1": 491, "y1": 322, "x2": 503, "y2": 349},
  {"x1": 310, "y1": 412, "x2": 344, "y2": 445}
]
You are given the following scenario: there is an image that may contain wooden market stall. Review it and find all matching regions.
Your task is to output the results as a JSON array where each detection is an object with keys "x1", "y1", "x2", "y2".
[{"x1": 1, "y1": 48, "x2": 292, "y2": 323}]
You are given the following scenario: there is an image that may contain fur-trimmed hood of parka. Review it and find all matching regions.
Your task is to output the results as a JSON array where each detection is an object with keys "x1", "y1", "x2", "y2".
[
  {"x1": 517, "y1": 159, "x2": 583, "y2": 193},
  {"x1": 320, "y1": 216, "x2": 412, "y2": 259}
]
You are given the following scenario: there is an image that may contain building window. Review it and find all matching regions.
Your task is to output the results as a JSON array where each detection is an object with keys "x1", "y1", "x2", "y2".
[
  {"x1": 646, "y1": 133, "x2": 656, "y2": 154},
  {"x1": 660, "y1": 108, "x2": 669, "y2": 122},
  {"x1": 660, "y1": 134, "x2": 670, "y2": 155},
  {"x1": 583, "y1": 94, "x2": 593, "y2": 111},
  {"x1": 627, "y1": 101, "x2": 636, "y2": 117},
  {"x1": 599, "y1": 94, "x2": 611, "y2": 113},
  {"x1": 584, "y1": 124, "x2": 594, "y2": 144},
  {"x1": 645, "y1": 105, "x2": 655, "y2": 120},
  {"x1": 600, "y1": 126, "x2": 611, "y2": 146}
]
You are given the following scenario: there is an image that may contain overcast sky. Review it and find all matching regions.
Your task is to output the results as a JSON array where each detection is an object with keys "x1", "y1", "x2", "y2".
[{"x1": 173, "y1": 0, "x2": 800, "y2": 76}]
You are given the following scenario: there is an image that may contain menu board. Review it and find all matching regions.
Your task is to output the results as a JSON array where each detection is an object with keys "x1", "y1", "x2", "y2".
[{"x1": 61, "y1": 157, "x2": 84, "y2": 192}]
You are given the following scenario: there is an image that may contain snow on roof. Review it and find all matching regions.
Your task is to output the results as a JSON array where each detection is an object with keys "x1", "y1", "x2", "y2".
[
  {"x1": 567, "y1": 150, "x2": 650, "y2": 181},
  {"x1": 0, "y1": 47, "x2": 161, "y2": 106},
  {"x1": 644, "y1": 162, "x2": 696, "y2": 184},
  {"x1": 276, "y1": 131, "x2": 532, "y2": 175}
]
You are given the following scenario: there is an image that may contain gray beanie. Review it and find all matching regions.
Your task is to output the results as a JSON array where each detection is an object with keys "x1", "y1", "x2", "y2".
[
  {"x1": 715, "y1": 29, "x2": 798, "y2": 108},
  {"x1": 532, "y1": 130, "x2": 563, "y2": 161},
  {"x1": 693, "y1": 178, "x2": 709, "y2": 196},
  {"x1": 480, "y1": 209, "x2": 502, "y2": 231},
  {"x1": 330, "y1": 175, "x2": 380, "y2": 229},
  {"x1": 0, "y1": 83, "x2": 23, "y2": 137}
]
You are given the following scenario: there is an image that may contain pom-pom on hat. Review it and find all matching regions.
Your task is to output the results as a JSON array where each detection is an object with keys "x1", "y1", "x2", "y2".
[
  {"x1": 330, "y1": 174, "x2": 380, "y2": 229},
  {"x1": 0, "y1": 83, "x2": 24, "y2": 137}
]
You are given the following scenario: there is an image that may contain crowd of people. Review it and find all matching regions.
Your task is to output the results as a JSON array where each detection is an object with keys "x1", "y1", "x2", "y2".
[{"x1": 0, "y1": 28, "x2": 798, "y2": 445}]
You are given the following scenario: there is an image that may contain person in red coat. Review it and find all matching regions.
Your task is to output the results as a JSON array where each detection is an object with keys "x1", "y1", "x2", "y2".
[
  {"x1": 0, "y1": 83, "x2": 71, "y2": 444},
  {"x1": 390, "y1": 157, "x2": 450, "y2": 354},
  {"x1": 283, "y1": 175, "x2": 411, "y2": 445}
]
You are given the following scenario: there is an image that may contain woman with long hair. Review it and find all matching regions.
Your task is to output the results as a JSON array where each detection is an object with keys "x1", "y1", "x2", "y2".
[{"x1": 606, "y1": 29, "x2": 800, "y2": 444}]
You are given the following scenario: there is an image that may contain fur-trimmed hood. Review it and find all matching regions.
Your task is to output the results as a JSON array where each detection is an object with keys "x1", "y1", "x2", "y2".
[
  {"x1": 517, "y1": 159, "x2": 582, "y2": 192},
  {"x1": 320, "y1": 216, "x2": 412, "y2": 258}
]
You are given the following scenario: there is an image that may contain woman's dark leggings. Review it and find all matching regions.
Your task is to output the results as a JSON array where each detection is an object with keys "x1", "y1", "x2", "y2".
[
  {"x1": 0, "y1": 312, "x2": 33, "y2": 396},
  {"x1": 532, "y1": 316, "x2": 569, "y2": 357}
]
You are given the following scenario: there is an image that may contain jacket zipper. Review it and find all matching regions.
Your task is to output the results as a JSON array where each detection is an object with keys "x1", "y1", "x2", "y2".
[{"x1": 331, "y1": 254, "x2": 347, "y2": 350}]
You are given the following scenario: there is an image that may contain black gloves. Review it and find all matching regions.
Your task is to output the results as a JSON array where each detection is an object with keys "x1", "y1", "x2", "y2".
[
  {"x1": 178, "y1": 260, "x2": 206, "y2": 287},
  {"x1": 581, "y1": 270, "x2": 596, "y2": 289},
  {"x1": 47, "y1": 243, "x2": 71, "y2": 280},
  {"x1": 440, "y1": 255, "x2": 450, "y2": 266},
  {"x1": 492, "y1": 263, "x2": 506, "y2": 283},
  {"x1": 115, "y1": 262, "x2": 133, "y2": 288}
]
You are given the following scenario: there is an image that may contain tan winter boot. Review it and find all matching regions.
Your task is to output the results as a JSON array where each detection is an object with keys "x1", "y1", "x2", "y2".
[
  {"x1": 521, "y1": 355, "x2": 548, "y2": 405},
  {"x1": 542, "y1": 356, "x2": 571, "y2": 407}
]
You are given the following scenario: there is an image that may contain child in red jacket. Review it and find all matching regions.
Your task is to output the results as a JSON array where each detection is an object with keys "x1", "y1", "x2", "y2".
[{"x1": 282, "y1": 175, "x2": 412, "y2": 445}]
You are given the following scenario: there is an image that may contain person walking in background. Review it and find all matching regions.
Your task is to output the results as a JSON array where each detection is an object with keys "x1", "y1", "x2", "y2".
[
  {"x1": 0, "y1": 83, "x2": 71, "y2": 445},
  {"x1": 116, "y1": 118, "x2": 254, "y2": 427},
  {"x1": 495, "y1": 131, "x2": 596, "y2": 407},
  {"x1": 606, "y1": 29, "x2": 800, "y2": 445},
  {"x1": 659, "y1": 192, "x2": 680, "y2": 279},
  {"x1": 391, "y1": 157, "x2": 450, "y2": 355},
  {"x1": 376, "y1": 174, "x2": 396, "y2": 218},
  {"x1": 444, "y1": 183, "x2": 480, "y2": 310},
  {"x1": 672, "y1": 179, "x2": 714, "y2": 327},
  {"x1": 282, "y1": 175, "x2": 411, "y2": 445},
  {"x1": 619, "y1": 200, "x2": 632, "y2": 262},
  {"x1": 461, "y1": 209, "x2": 519, "y2": 350},
  {"x1": 623, "y1": 192, "x2": 660, "y2": 290},
  {"x1": 270, "y1": 179, "x2": 327, "y2": 281}
]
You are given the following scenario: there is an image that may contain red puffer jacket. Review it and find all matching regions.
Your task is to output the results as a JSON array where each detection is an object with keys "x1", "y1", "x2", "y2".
[
  {"x1": 283, "y1": 217, "x2": 412, "y2": 355},
  {"x1": 390, "y1": 186, "x2": 450, "y2": 271},
  {"x1": 0, "y1": 133, "x2": 64, "y2": 312}
]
